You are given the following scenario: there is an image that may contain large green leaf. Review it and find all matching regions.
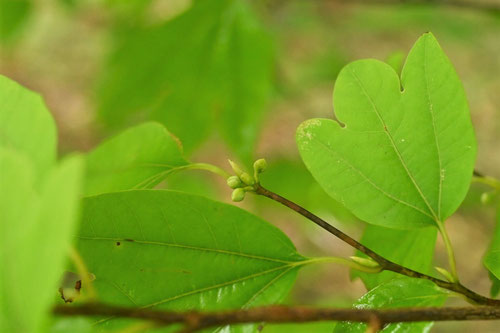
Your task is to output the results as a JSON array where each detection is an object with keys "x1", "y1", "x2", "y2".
[
  {"x1": 296, "y1": 33, "x2": 476, "y2": 229},
  {"x1": 0, "y1": 149, "x2": 83, "y2": 332},
  {"x1": 97, "y1": 0, "x2": 274, "y2": 163},
  {"x1": 77, "y1": 190, "x2": 308, "y2": 330},
  {"x1": 334, "y1": 278, "x2": 448, "y2": 332},
  {"x1": 352, "y1": 225, "x2": 437, "y2": 290},
  {"x1": 484, "y1": 209, "x2": 500, "y2": 297},
  {"x1": 0, "y1": 75, "x2": 57, "y2": 180},
  {"x1": 84, "y1": 122, "x2": 188, "y2": 196}
]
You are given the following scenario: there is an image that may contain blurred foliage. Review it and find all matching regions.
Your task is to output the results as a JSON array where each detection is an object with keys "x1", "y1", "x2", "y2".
[
  {"x1": 97, "y1": 0, "x2": 274, "y2": 165},
  {"x1": 0, "y1": 0, "x2": 31, "y2": 43}
]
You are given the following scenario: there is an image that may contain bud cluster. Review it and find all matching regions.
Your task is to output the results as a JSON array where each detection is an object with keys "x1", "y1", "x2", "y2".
[{"x1": 226, "y1": 158, "x2": 268, "y2": 202}]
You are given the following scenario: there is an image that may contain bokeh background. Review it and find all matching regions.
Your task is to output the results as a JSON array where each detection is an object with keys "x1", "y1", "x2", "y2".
[{"x1": 1, "y1": 0, "x2": 500, "y2": 332}]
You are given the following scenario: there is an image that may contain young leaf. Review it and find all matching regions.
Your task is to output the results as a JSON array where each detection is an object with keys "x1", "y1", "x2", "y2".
[
  {"x1": 484, "y1": 209, "x2": 500, "y2": 295},
  {"x1": 0, "y1": 75, "x2": 57, "y2": 180},
  {"x1": 334, "y1": 278, "x2": 448, "y2": 332},
  {"x1": 97, "y1": 0, "x2": 274, "y2": 163},
  {"x1": 0, "y1": 149, "x2": 83, "y2": 332},
  {"x1": 351, "y1": 225, "x2": 437, "y2": 290},
  {"x1": 77, "y1": 190, "x2": 308, "y2": 330},
  {"x1": 296, "y1": 33, "x2": 476, "y2": 229},
  {"x1": 84, "y1": 122, "x2": 188, "y2": 196}
]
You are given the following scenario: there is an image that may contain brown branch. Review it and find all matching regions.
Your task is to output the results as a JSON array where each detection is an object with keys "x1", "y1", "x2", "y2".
[
  {"x1": 254, "y1": 184, "x2": 500, "y2": 306},
  {"x1": 53, "y1": 303, "x2": 500, "y2": 332}
]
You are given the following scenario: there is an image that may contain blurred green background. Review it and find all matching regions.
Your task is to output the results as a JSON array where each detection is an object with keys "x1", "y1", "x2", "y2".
[{"x1": 1, "y1": 0, "x2": 500, "y2": 331}]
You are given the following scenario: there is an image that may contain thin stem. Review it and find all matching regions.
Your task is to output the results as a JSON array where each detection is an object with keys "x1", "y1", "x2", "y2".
[
  {"x1": 133, "y1": 162, "x2": 231, "y2": 190},
  {"x1": 436, "y1": 221, "x2": 458, "y2": 282},
  {"x1": 253, "y1": 184, "x2": 500, "y2": 306},
  {"x1": 472, "y1": 176, "x2": 500, "y2": 191},
  {"x1": 298, "y1": 256, "x2": 382, "y2": 274},
  {"x1": 183, "y1": 163, "x2": 231, "y2": 179},
  {"x1": 53, "y1": 303, "x2": 500, "y2": 332}
]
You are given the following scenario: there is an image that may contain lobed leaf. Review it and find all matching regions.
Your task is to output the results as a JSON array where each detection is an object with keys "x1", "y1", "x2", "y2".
[
  {"x1": 297, "y1": 33, "x2": 476, "y2": 229},
  {"x1": 77, "y1": 190, "x2": 308, "y2": 330}
]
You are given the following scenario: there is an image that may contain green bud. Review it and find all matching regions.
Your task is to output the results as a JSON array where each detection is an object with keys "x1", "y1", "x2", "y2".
[
  {"x1": 226, "y1": 176, "x2": 242, "y2": 189},
  {"x1": 228, "y1": 159, "x2": 244, "y2": 177},
  {"x1": 240, "y1": 172, "x2": 255, "y2": 186},
  {"x1": 350, "y1": 256, "x2": 380, "y2": 268},
  {"x1": 481, "y1": 191, "x2": 493, "y2": 205},
  {"x1": 253, "y1": 158, "x2": 267, "y2": 174},
  {"x1": 435, "y1": 266, "x2": 456, "y2": 283},
  {"x1": 231, "y1": 188, "x2": 245, "y2": 202}
]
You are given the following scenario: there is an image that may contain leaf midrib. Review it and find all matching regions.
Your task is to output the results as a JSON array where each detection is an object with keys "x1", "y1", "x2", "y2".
[
  {"x1": 78, "y1": 236, "x2": 297, "y2": 264},
  {"x1": 349, "y1": 67, "x2": 440, "y2": 223},
  {"x1": 422, "y1": 39, "x2": 444, "y2": 221}
]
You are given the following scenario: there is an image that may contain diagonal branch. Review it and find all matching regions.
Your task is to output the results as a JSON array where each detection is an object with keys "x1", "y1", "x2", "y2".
[
  {"x1": 53, "y1": 303, "x2": 500, "y2": 332},
  {"x1": 254, "y1": 184, "x2": 500, "y2": 306}
]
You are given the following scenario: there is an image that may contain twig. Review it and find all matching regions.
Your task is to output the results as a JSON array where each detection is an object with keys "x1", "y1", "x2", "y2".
[
  {"x1": 254, "y1": 184, "x2": 500, "y2": 306},
  {"x1": 53, "y1": 303, "x2": 500, "y2": 332}
]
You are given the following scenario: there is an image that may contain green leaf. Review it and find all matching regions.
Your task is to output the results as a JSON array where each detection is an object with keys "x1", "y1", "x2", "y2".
[
  {"x1": 84, "y1": 122, "x2": 188, "y2": 196},
  {"x1": 334, "y1": 278, "x2": 448, "y2": 332},
  {"x1": 484, "y1": 209, "x2": 500, "y2": 296},
  {"x1": 0, "y1": 149, "x2": 84, "y2": 332},
  {"x1": 352, "y1": 225, "x2": 437, "y2": 290},
  {"x1": 296, "y1": 33, "x2": 476, "y2": 229},
  {"x1": 0, "y1": 75, "x2": 57, "y2": 180},
  {"x1": 77, "y1": 190, "x2": 308, "y2": 330},
  {"x1": 97, "y1": 0, "x2": 274, "y2": 163}
]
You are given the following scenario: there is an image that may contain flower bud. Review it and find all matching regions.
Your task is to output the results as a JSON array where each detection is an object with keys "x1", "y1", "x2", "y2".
[
  {"x1": 226, "y1": 176, "x2": 242, "y2": 189},
  {"x1": 253, "y1": 158, "x2": 267, "y2": 174},
  {"x1": 231, "y1": 188, "x2": 245, "y2": 202},
  {"x1": 228, "y1": 159, "x2": 244, "y2": 177},
  {"x1": 435, "y1": 266, "x2": 456, "y2": 283},
  {"x1": 350, "y1": 256, "x2": 380, "y2": 268},
  {"x1": 481, "y1": 191, "x2": 493, "y2": 205},
  {"x1": 240, "y1": 172, "x2": 255, "y2": 186}
]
